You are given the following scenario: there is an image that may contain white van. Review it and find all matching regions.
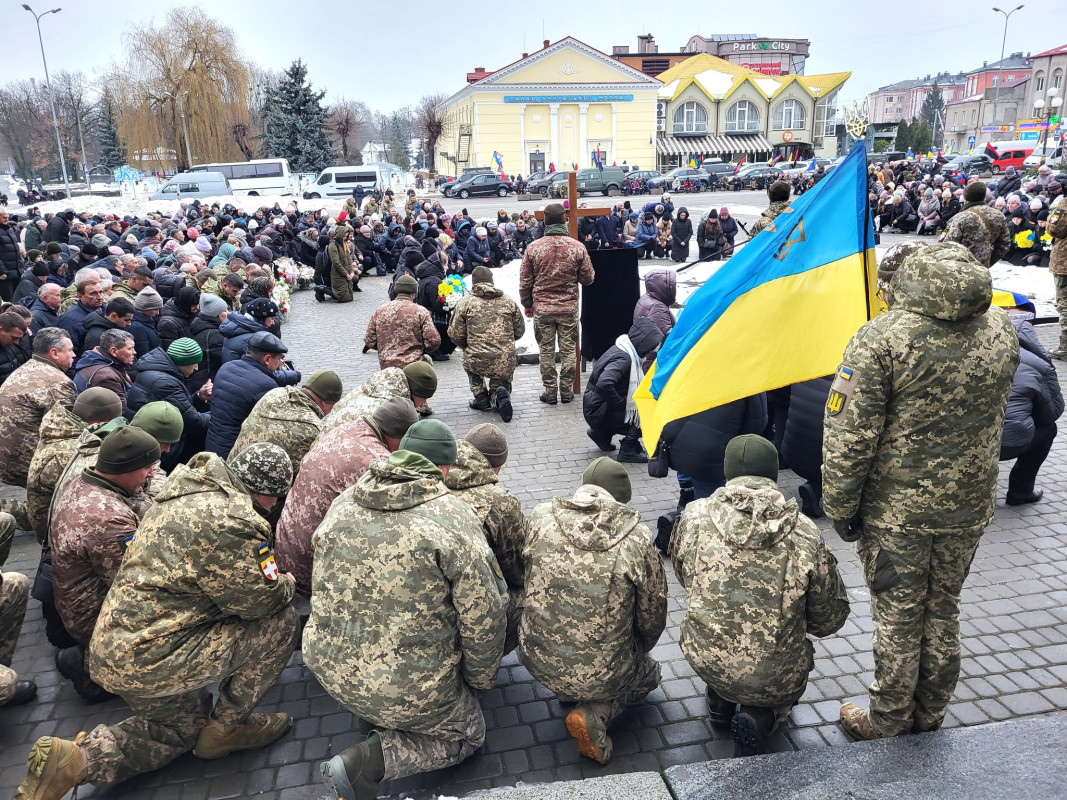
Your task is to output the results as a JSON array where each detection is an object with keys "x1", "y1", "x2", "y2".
[
  {"x1": 1023, "y1": 143, "x2": 1064, "y2": 169},
  {"x1": 149, "y1": 171, "x2": 231, "y2": 200},
  {"x1": 304, "y1": 164, "x2": 398, "y2": 199},
  {"x1": 189, "y1": 159, "x2": 296, "y2": 196}
]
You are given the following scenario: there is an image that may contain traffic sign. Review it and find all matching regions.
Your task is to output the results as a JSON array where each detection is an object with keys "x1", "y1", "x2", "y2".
[{"x1": 967, "y1": 135, "x2": 976, "y2": 145}]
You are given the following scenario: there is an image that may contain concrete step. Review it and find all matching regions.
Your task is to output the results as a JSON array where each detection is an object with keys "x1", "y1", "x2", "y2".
[{"x1": 464, "y1": 772, "x2": 672, "y2": 800}]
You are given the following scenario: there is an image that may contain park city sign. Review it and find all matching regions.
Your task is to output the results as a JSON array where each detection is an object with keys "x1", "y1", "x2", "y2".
[{"x1": 732, "y1": 41, "x2": 794, "y2": 52}]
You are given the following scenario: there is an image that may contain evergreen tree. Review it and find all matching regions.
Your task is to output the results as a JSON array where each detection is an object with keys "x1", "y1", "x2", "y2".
[
  {"x1": 911, "y1": 120, "x2": 933, "y2": 153},
  {"x1": 260, "y1": 59, "x2": 334, "y2": 172},
  {"x1": 920, "y1": 82, "x2": 946, "y2": 147},
  {"x1": 894, "y1": 119, "x2": 910, "y2": 153},
  {"x1": 96, "y1": 89, "x2": 126, "y2": 169}
]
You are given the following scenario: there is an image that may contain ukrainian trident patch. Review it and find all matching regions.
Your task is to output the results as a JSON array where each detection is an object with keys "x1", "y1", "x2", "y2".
[
  {"x1": 827, "y1": 366, "x2": 856, "y2": 417},
  {"x1": 257, "y1": 542, "x2": 279, "y2": 581}
]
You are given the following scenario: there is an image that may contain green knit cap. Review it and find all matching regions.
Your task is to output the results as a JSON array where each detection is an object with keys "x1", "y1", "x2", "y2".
[
  {"x1": 723, "y1": 434, "x2": 779, "y2": 482},
  {"x1": 130, "y1": 401, "x2": 184, "y2": 444},
  {"x1": 400, "y1": 419, "x2": 457, "y2": 466},
  {"x1": 582, "y1": 457, "x2": 631, "y2": 504},
  {"x1": 166, "y1": 337, "x2": 203, "y2": 366}
]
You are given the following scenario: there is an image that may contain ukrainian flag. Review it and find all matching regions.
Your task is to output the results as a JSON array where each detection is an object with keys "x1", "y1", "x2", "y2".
[
  {"x1": 635, "y1": 144, "x2": 881, "y2": 450},
  {"x1": 688, "y1": 154, "x2": 698, "y2": 168}
]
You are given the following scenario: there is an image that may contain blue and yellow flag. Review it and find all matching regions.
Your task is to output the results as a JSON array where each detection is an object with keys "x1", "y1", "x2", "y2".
[
  {"x1": 635, "y1": 144, "x2": 880, "y2": 449},
  {"x1": 688, "y1": 154, "x2": 698, "y2": 168}
]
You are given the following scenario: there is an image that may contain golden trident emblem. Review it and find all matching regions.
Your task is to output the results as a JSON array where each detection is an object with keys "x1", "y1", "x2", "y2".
[{"x1": 843, "y1": 98, "x2": 871, "y2": 140}]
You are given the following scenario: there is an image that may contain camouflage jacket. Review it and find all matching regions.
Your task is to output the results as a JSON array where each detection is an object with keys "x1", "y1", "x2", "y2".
[
  {"x1": 671, "y1": 476, "x2": 849, "y2": 701},
  {"x1": 321, "y1": 368, "x2": 409, "y2": 434},
  {"x1": 943, "y1": 203, "x2": 1011, "y2": 267},
  {"x1": 109, "y1": 281, "x2": 137, "y2": 300},
  {"x1": 0, "y1": 356, "x2": 76, "y2": 487},
  {"x1": 749, "y1": 201, "x2": 791, "y2": 237},
  {"x1": 444, "y1": 441, "x2": 527, "y2": 590},
  {"x1": 89, "y1": 453, "x2": 293, "y2": 694},
  {"x1": 448, "y1": 283, "x2": 525, "y2": 378},
  {"x1": 519, "y1": 231, "x2": 595, "y2": 315},
  {"x1": 519, "y1": 484, "x2": 667, "y2": 702},
  {"x1": 1047, "y1": 205, "x2": 1067, "y2": 276},
  {"x1": 276, "y1": 417, "x2": 390, "y2": 595},
  {"x1": 823, "y1": 243, "x2": 1019, "y2": 532},
  {"x1": 51, "y1": 470, "x2": 152, "y2": 645},
  {"x1": 228, "y1": 387, "x2": 324, "y2": 476},
  {"x1": 303, "y1": 454, "x2": 507, "y2": 725},
  {"x1": 26, "y1": 403, "x2": 85, "y2": 544},
  {"x1": 364, "y1": 297, "x2": 441, "y2": 370}
]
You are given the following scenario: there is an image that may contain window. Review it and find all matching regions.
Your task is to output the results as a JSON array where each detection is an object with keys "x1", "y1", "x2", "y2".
[
  {"x1": 772, "y1": 99, "x2": 806, "y2": 130},
  {"x1": 672, "y1": 101, "x2": 708, "y2": 134},
  {"x1": 972, "y1": 109, "x2": 977, "y2": 122},
  {"x1": 725, "y1": 100, "x2": 760, "y2": 133},
  {"x1": 178, "y1": 184, "x2": 199, "y2": 193},
  {"x1": 886, "y1": 95, "x2": 894, "y2": 102},
  {"x1": 255, "y1": 162, "x2": 284, "y2": 178},
  {"x1": 230, "y1": 164, "x2": 257, "y2": 179},
  {"x1": 1035, "y1": 72, "x2": 1045, "y2": 91},
  {"x1": 642, "y1": 59, "x2": 670, "y2": 76},
  {"x1": 1054, "y1": 69, "x2": 1064, "y2": 89},
  {"x1": 814, "y1": 90, "x2": 838, "y2": 139},
  {"x1": 317, "y1": 173, "x2": 332, "y2": 186},
  {"x1": 953, "y1": 112, "x2": 959, "y2": 125},
  {"x1": 335, "y1": 172, "x2": 377, "y2": 184},
  {"x1": 1007, "y1": 74, "x2": 1015, "y2": 82}
]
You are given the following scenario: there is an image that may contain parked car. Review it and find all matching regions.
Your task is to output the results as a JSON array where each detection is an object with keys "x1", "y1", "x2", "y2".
[
  {"x1": 1023, "y1": 144, "x2": 1064, "y2": 169},
  {"x1": 446, "y1": 173, "x2": 514, "y2": 198},
  {"x1": 989, "y1": 144, "x2": 1035, "y2": 174},
  {"x1": 944, "y1": 154, "x2": 993, "y2": 179},
  {"x1": 867, "y1": 151, "x2": 907, "y2": 165},
  {"x1": 441, "y1": 167, "x2": 497, "y2": 195},
  {"x1": 781, "y1": 158, "x2": 832, "y2": 178},
  {"x1": 700, "y1": 162, "x2": 738, "y2": 181},
  {"x1": 528, "y1": 171, "x2": 572, "y2": 197},
  {"x1": 721, "y1": 164, "x2": 786, "y2": 190},
  {"x1": 575, "y1": 166, "x2": 627, "y2": 196},
  {"x1": 647, "y1": 167, "x2": 709, "y2": 192}
]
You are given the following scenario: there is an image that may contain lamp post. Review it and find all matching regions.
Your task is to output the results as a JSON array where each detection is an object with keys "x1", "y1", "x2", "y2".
[
  {"x1": 991, "y1": 5, "x2": 1023, "y2": 130},
  {"x1": 163, "y1": 91, "x2": 193, "y2": 170},
  {"x1": 22, "y1": 4, "x2": 71, "y2": 200},
  {"x1": 1033, "y1": 87, "x2": 1064, "y2": 166}
]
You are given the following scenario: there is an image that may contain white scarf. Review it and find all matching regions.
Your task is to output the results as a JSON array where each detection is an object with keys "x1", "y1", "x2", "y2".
[{"x1": 616, "y1": 333, "x2": 644, "y2": 427}]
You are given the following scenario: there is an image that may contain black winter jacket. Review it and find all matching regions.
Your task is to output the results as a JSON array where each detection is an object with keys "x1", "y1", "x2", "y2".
[
  {"x1": 204, "y1": 355, "x2": 284, "y2": 458},
  {"x1": 1002, "y1": 319, "x2": 1064, "y2": 452},
  {"x1": 14, "y1": 267, "x2": 45, "y2": 305},
  {"x1": 125, "y1": 347, "x2": 209, "y2": 455},
  {"x1": 80, "y1": 309, "x2": 125, "y2": 354},
  {"x1": 661, "y1": 394, "x2": 768, "y2": 484},
  {"x1": 43, "y1": 213, "x2": 72, "y2": 245},
  {"x1": 0, "y1": 222, "x2": 23, "y2": 301},
  {"x1": 129, "y1": 311, "x2": 161, "y2": 360},
  {"x1": 189, "y1": 313, "x2": 225, "y2": 390},
  {"x1": 583, "y1": 318, "x2": 663, "y2": 436},
  {"x1": 156, "y1": 297, "x2": 196, "y2": 351},
  {"x1": 29, "y1": 297, "x2": 60, "y2": 334},
  {"x1": 0, "y1": 340, "x2": 30, "y2": 386},
  {"x1": 780, "y1": 376, "x2": 834, "y2": 485}
]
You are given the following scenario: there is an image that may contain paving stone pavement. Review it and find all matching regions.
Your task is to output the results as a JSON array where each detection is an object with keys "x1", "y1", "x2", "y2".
[{"x1": 1, "y1": 264, "x2": 1066, "y2": 800}]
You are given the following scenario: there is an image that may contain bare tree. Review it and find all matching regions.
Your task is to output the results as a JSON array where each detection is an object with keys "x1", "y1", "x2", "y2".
[
  {"x1": 0, "y1": 79, "x2": 54, "y2": 179},
  {"x1": 52, "y1": 71, "x2": 99, "y2": 179},
  {"x1": 415, "y1": 93, "x2": 446, "y2": 174},
  {"x1": 328, "y1": 98, "x2": 370, "y2": 165}
]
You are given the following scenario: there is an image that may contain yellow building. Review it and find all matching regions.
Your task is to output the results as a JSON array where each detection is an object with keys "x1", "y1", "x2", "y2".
[
  {"x1": 438, "y1": 37, "x2": 661, "y2": 177},
  {"x1": 654, "y1": 54, "x2": 851, "y2": 168}
]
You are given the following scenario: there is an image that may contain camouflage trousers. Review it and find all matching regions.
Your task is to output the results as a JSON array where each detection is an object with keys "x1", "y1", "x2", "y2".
[
  {"x1": 1055, "y1": 276, "x2": 1067, "y2": 351},
  {"x1": 703, "y1": 677, "x2": 805, "y2": 730},
  {"x1": 553, "y1": 652, "x2": 661, "y2": 727},
  {"x1": 504, "y1": 587, "x2": 523, "y2": 655},
  {"x1": 374, "y1": 684, "x2": 486, "y2": 781},
  {"x1": 465, "y1": 368, "x2": 513, "y2": 406},
  {"x1": 82, "y1": 606, "x2": 298, "y2": 785},
  {"x1": 0, "y1": 496, "x2": 29, "y2": 532},
  {"x1": 0, "y1": 566, "x2": 30, "y2": 705},
  {"x1": 859, "y1": 524, "x2": 984, "y2": 737},
  {"x1": 533, "y1": 313, "x2": 578, "y2": 394}
]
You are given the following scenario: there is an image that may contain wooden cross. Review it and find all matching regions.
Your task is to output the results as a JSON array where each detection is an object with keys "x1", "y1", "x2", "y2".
[{"x1": 533, "y1": 172, "x2": 612, "y2": 394}]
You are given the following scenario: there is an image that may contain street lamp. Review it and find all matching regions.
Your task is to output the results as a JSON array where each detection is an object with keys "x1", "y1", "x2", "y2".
[
  {"x1": 163, "y1": 91, "x2": 193, "y2": 170},
  {"x1": 1033, "y1": 87, "x2": 1064, "y2": 165},
  {"x1": 22, "y1": 4, "x2": 71, "y2": 200},
  {"x1": 991, "y1": 5, "x2": 1023, "y2": 130}
]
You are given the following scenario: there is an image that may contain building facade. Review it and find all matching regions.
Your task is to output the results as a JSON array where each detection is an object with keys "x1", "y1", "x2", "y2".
[
  {"x1": 945, "y1": 80, "x2": 1031, "y2": 153},
  {"x1": 438, "y1": 38, "x2": 659, "y2": 178},
  {"x1": 653, "y1": 53, "x2": 848, "y2": 170},
  {"x1": 611, "y1": 33, "x2": 810, "y2": 79}
]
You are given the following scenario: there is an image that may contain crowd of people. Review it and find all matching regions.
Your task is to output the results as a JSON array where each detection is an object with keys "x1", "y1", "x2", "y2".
[{"x1": 0, "y1": 162, "x2": 1064, "y2": 800}]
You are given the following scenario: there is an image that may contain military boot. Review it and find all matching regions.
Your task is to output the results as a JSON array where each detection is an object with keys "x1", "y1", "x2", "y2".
[
  {"x1": 193, "y1": 712, "x2": 292, "y2": 759},
  {"x1": 15, "y1": 732, "x2": 88, "y2": 800},
  {"x1": 55, "y1": 647, "x2": 115, "y2": 705},
  {"x1": 468, "y1": 392, "x2": 491, "y2": 411},
  {"x1": 616, "y1": 435, "x2": 648, "y2": 464},
  {"x1": 705, "y1": 686, "x2": 736, "y2": 731},
  {"x1": 320, "y1": 732, "x2": 384, "y2": 800},
  {"x1": 496, "y1": 387, "x2": 513, "y2": 423},
  {"x1": 565, "y1": 704, "x2": 613, "y2": 765},
  {"x1": 731, "y1": 705, "x2": 775, "y2": 757},
  {"x1": 839, "y1": 702, "x2": 882, "y2": 741},
  {"x1": 798, "y1": 482, "x2": 824, "y2": 518},
  {"x1": 677, "y1": 480, "x2": 695, "y2": 512}
]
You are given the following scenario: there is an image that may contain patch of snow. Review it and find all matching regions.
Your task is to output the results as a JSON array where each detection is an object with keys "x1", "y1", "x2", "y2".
[
  {"x1": 753, "y1": 78, "x2": 780, "y2": 96},
  {"x1": 658, "y1": 79, "x2": 679, "y2": 99},
  {"x1": 693, "y1": 69, "x2": 735, "y2": 98},
  {"x1": 990, "y1": 261, "x2": 1057, "y2": 317}
]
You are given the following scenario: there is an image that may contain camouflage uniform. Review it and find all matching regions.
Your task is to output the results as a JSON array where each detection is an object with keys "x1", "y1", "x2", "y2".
[
  {"x1": 79, "y1": 453, "x2": 297, "y2": 785},
  {"x1": 0, "y1": 355, "x2": 76, "y2": 488},
  {"x1": 51, "y1": 471, "x2": 152, "y2": 646},
  {"x1": 448, "y1": 282, "x2": 525, "y2": 405},
  {"x1": 276, "y1": 417, "x2": 390, "y2": 595},
  {"x1": 1045, "y1": 206, "x2": 1067, "y2": 352},
  {"x1": 748, "y1": 201, "x2": 791, "y2": 237},
  {"x1": 671, "y1": 476, "x2": 849, "y2": 726},
  {"x1": 519, "y1": 230, "x2": 595, "y2": 394},
  {"x1": 445, "y1": 441, "x2": 527, "y2": 651},
  {"x1": 0, "y1": 512, "x2": 29, "y2": 705},
  {"x1": 303, "y1": 454, "x2": 507, "y2": 780},
  {"x1": 519, "y1": 485, "x2": 667, "y2": 728},
  {"x1": 25, "y1": 403, "x2": 85, "y2": 544},
  {"x1": 942, "y1": 203, "x2": 1011, "y2": 267},
  {"x1": 364, "y1": 297, "x2": 441, "y2": 370},
  {"x1": 321, "y1": 368, "x2": 409, "y2": 434},
  {"x1": 822, "y1": 243, "x2": 1018, "y2": 737},
  {"x1": 228, "y1": 387, "x2": 324, "y2": 477}
]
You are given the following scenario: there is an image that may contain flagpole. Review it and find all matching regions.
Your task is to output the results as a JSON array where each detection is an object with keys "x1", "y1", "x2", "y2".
[{"x1": 859, "y1": 145, "x2": 874, "y2": 320}]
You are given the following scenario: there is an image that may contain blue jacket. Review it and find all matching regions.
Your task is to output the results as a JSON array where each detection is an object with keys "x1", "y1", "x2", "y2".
[
  {"x1": 125, "y1": 347, "x2": 210, "y2": 445},
  {"x1": 464, "y1": 235, "x2": 491, "y2": 270},
  {"x1": 596, "y1": 214, "x2": 622, "y2": 247},
  {"x1": 219, "y1": 312, "x2": 267, "y2": 364},
  {"x1": 129, "y1": 311, "x2": 161, "y2": 360},
  {"x1": 1002, "y1": 319, "x2": 1064, "y2": 452},
  {"x1": 58, "y1": 301, "x2": 94, "y2": 354},
  {"x1": 29, "y1": 297, "x2": 60, "y2": 334},
  {"x1": 204, "y1": 356, "x2": 284, "y2": 458},
  {"x1": 631, "y1": 220, "x2": 657, "y2": 248}
]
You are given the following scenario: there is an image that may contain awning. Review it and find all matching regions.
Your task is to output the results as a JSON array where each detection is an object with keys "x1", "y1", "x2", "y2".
[{"x1": 656, "y1": 134, "x2": 772, "y2": 156}]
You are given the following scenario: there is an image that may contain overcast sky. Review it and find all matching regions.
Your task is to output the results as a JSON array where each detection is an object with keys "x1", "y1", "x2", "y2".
[{"x1": 7, "y1": 0, "x2": 1065, "y2": 112}]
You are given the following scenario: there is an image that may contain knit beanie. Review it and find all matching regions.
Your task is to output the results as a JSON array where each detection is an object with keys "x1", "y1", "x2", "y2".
[
  {"x1": 723, "y1": 434, "x2": 779, "y2": 483},
  {"x1": 167, "y1": 337, "x2": 203, "y2": 366},
  {"x1": 130, "y1": 401, "x2": 184, "y2": 444},
  {"x1": 402, "y1": 361, "x2": 438, "y2": 398},
  {"x1": 471, "y1": 266, "x2": 494, "y2": 285},
  {"x1": 134, "y1": 286, "x2": 164, "y2": 312},
  {"x1": 371, "y1": 396, "x2": 419, "y2": 438},
  {"x1": 394, "y1": 274, "x2": 418, "y2": 295},
  {"x1": 582, "y1": 457, "x2": 631, "y2": 504},
  {"x1": 197, "y1": 293, "x2": 227, "y2": 319},
  {"x1": 400, "y1": 419, "x2": 457, "y2": 466},
  {"x1": 72, "y1": 387, "x2": 122, "y2": 423},
  {"x1": 91, "y1": 234, "x2": 111, "y2": 250},
  {"x1": 95, "y1": 426, "x2": 161, "y2": 474},
  {"x1": 229, "y1": 442, "x2": 293, "y2": 496},
  {"x1": 544, "y1": 203, "x2": 566, "y2": 225},
  {"x1": 465, "y1": 423, "x2": 508, "y2": 468},
  {"x1": 31, "y1": 261, "x2": 48, "y2": 277},
  {"x1": 964, "y1": 181, "x2": 987, "y2": 204},
  {"x1": 46, "y1": 242, "x2": 62, "y2": 256},
  {"x1": 304, "y1": 370, "x2": 343, "y2": 403},
  {"x1": 768, "y1": 180, "x2": 791, "y2": 202}
]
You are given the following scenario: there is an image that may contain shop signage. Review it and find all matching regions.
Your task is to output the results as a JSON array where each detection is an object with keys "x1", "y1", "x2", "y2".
[
  {"x1": 503, "y1": 94, "x2": 634, "y2": 103},
  {"x1": 732, "y1": 41, "x2": 793, "y2": 52}
]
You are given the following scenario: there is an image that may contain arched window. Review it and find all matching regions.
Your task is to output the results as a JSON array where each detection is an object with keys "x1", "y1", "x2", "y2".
[
  {"x1": 772, "y1": 99, "x2": 806, "y2": 130},
  {"x1": 672, "y1": 101, "x2": 708, "y2": 135},
  {"x1": 1035, "y1": 71, "x2": 1045, "y2": 92},
  {"x1": 725, "y1": 100, "x2": 760, "y2": 133},
  {"x1": 1054, "y1": 69, "x2": 1064, "y2": 90}
]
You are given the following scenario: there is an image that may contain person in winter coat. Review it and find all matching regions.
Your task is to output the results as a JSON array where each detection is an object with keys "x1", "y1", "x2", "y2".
[
  {"x1": 631, "y1": 214, "x2": 658, "y2": 258},
  {"x1": 996, "y1": 167, "x2": 1022, "y2": 198},
  {"x1": 129, "y1": 288, "x2": 163, "y2": 360},
  {"x1": 0, "y1": 210, "x2": 26, "y2": 303},
  {"x1": 465, "y1": 227, "x2": 492, "y2": 272},
  {"x1": 622, "y1": 213, "x2": 639, "y2": 245},
  {"x1": 155, "y1": 286, "x2": 200, "y2": 351},
  {"x1": 72, "y1": 329, "x2": 135, "y2": 413},
  {"x1": 79, "y1": 295, "x2": 136, "y2": 354},
  {"x1": 596, "y1": 209, "x2": 624, "y2": 249},
  {"x1": 0, "y1": 311, "x2": 30, "y2": 385},
  {"x1": 583, "y1": 318, "x2": 663, "y2": 461},
  {"x1": 415, "y1": 250, "x2": 455, "y2": 359},
  {"x1": 655, "y1": 214, "x2": 672, "y2": 259},
  {"x1": 696, "y1": 212, "x2": 725, "y2": 261},
  {"x1": 916, "y1": 189, "x2": 942, "y2": 235},
  {"x1": 15, "y1": 261, "x2": 49, "y2": 304},
  {"x1": 671, "y1": 208, "x2": 693, "y2": 262},
  {"x1": 219, "y1": 297, "x2": 279, "y2": 364},
  {"x1": 188, "y1": 294, "x2": 228, "y2": 394},
  {"x1": 485, "y1": 222, "x2": 511, "y2": 267},
  {"x1": 717, "y1": 208, "x2": 738, "y2": 257},
  {"x1": 633, "y1": 269, "x2": 676, "y2": 355},
  {"x1": 353, "y1": 225, "x2": 387, "y2": 276},
  {"x1": 999, "y1": 312, "x2": 1064, "y2": 504},
  {"x1": 328, "y1": 225, "x2": 359, "y2": 303},
  {"x1": 454, "y1": 219, "x2": 474, "y2": 254},
  {"x1": 511, "y1": 219, "x2": 536, "y2": 254},
  {"x1": 29, "y1": 283, "x2": 62, "y2": 334},
  {"x1": 43, "y1": 210, "x2": 73, "y2": 245},
  {"x1": 887, "y1": 194, "x2": 918, "y2": 232}
]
